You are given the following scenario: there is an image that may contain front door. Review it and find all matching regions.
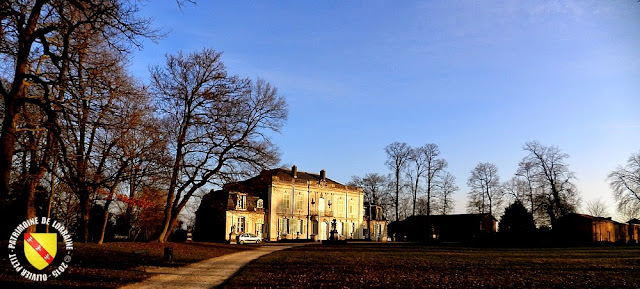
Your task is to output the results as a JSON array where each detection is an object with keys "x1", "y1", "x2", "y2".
[
  {"x1": 256, "y1": 221, "x2": 263, "y2": 236},
  {"x1": 320, "y1": 221, "x2": 328, "y2": 240}
]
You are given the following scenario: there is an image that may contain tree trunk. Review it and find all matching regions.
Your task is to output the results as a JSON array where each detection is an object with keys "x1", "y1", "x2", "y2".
[
  {"x1": 24, "y1": 177, "x2": 38, "y2": 233},
  {"x1": 157, "y1": 120, "x2": 186, "y2": 243},
  {"x1": 426, "y1": 191, "x2": 431, "y2": 216},
  {"x1": 0, "y1": 107, "x2": 17, "y2": 206},
  {"x1": 162, "y1": 210, "x2": 182, "y2": 243},
  {"x1": 412, "y1": 177, "x2": 419, "y2": 216},
  {"x1": 79, "y1": 191, "x2": 91, "y2": 243},
  {"x1": 0, "y1": 0, "x2": 45, "y2": 233},
  {"x1": 46, "y1": 162, "x2": 56, "y2": 233},
  {"x1": 97, "y1": 200, "x2": 111, "y2": 244},
  {"x1": 426, "y1": 180, "x2": 432, "y2": 217},
  {"x1": 395, "y1": 168, "x2": 400, "y2": 221},
  {"x1": 0, "y1": 104, "x2": 18, "y2": 235},
  {"x1": 24, "y1": 167, "x2": 48, "y2": 233},
  {"x1": 161, "y1": 191, "x2": 193, "y2": 242},
  {"x1": 157, "y1": 206, "x2": 172, "y2": 243}
]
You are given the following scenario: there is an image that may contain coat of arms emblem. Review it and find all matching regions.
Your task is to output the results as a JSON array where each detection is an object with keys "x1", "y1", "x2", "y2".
[{"x1": 24, "y1": 233, "x2": 57, "y2": 270}]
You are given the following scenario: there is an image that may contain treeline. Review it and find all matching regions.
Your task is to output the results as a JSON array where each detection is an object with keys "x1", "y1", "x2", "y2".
[
  {"x1": 0, "y1": 1, "x2": 287, "y2": 243},
  {"x1": 353, "y1": 140, "x2": 640, "y2": 229},
  {"x1": 349, "y1": 142, "x2": 458, "y2": 222}
]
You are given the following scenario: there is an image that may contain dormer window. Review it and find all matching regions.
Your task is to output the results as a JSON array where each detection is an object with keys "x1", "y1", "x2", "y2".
[
  {"x1": 237, "y1": 194, "x2": 246, "y2": 210},
  {"x1": 257, "y1": 199, "x2": 264, "y2": 209}
]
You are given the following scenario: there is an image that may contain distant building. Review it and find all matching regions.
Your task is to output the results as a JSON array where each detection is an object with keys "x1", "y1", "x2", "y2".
[
  {"x1": 388, "y1": 213, "x2": 497, "y2": 242},
  {"x1": 195, "y1": 166, "x2": 383, "y2": 242},
  {"x1": 431, "y1": 214, "x2": 497, "y2": 242},
  {"x1": 554, "y1": 213, "x2": 640, "y2": 244},
  {"x1": 364, "y1": 202, "x2": 388, "y2": 242},
  {"x1": 629, "y1": 219, "x2": 640, "y2": 243}
]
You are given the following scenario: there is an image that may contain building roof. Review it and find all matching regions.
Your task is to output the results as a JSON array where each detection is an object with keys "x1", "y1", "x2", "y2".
[
  {"x1": 267, "y1": 168, "x2": 341, "y2": 185},
  {"x1": 223, "y1": 166, "x2": 359, "y2": 192},
  {"x1": 560, "y1": 213, "x2": 631, "y2": 225},
  {"x1": 211, "y1": 167, "x2": 361, "y2": 212},
  {"x1": 402, "y1": 213, "x2": 497, "y2": 224},
  {"x1": 430, "y1": 213, "x2": 498, "y2": 222}
]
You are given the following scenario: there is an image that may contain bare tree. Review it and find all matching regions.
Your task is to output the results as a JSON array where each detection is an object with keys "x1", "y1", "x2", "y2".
[
  {"x1": 617, "y1": 202, "x2": 640, "y2": 222},
  {"x1": 521, "y1": 141, "x2": 579, "y2": 226},
  {"x1": 385, "y1": 142, "x2": 411, "y2": 221},
  {"x1": 95, "y1": 85, "x2": 160, "y2": 244},
  {"x1": 406, "y1": 146, "x2": 426, "y2": 216},
  {"x1": 434, "y1": 172, "x2": 458, "y2": 215},
  {"x1": 422, "y1": 144, "x2": 447, "y2": 217},
  {"x1": 56, "y1": 40, "x2": 143, "y2": 242},
  {"x1": 608, "y1": 151, "x2": 640, "y2": 221},
  {"x1": 349, "y1": 173, "x2": 389, "y2": 206},
  {"x1": 515, "y1": 159, "x2": 541, "y2": 216},
  {"x1": 398, "y1": 193, "x2": 412, "y2": 221},
  {"x1": 151, "y1": 49, "x2": 287, "y2": 242},
  {"x1": 503, "y1": 176, "x2": 527, "y2": 203},
  {"x1": 0, "y1": 0, "x2": 154, "y2": 235},
  {"x1": 13, "y1": 97, "x2": 57, "y2": 233},
  {"x1": 350, "y1": 173, "x2": 392, "y2": 220},
  {"x1": 50, "y1": 186, "x2": 80, "y2": 233},
  {"x1": 466, "y1": 162, "x2": 502, "y2": 216},
  {"x1": 584, "y1": 198, "x2": 609, "y2": 218}
]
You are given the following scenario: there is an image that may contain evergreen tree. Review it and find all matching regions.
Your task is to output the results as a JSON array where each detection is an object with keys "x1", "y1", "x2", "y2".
[{"x1": 499, "y1": 201, "x2": 536, "y2": 245}]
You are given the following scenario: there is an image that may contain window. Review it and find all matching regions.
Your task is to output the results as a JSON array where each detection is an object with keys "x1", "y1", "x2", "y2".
[
  {"x1": 349, "y1": 199, "x2": 354, "y2": 216},
  {"x1": 291, "y1": 220, "x2": 298, "y2": 235},
  {"x1": 279, "y1": 218, "x2": 289, "y2": 235},
  {"x1": 318, "y1": 197, "x2": 325, "y2": 215},
  {"x1": 337, "y1": 198, "x2": 344, "y2": 217},
  {"x1": 236, "y1": 194, "x2": 246, "y2": 210},
  {"x1": 237, "y1": 217, "x2": 245, "y2": 233},
  {"x1": 283, "y1": 192, "x2": 291, "y2": 210},
  {"x1": 295, "y1": 194, "x2": 303, "y2": 211},
  {"x1": 312, "y1": 221, "x2": 318, "y2": 235},
  {"x1": 257, "y1": 199, "x2": 264, "y2": 209},
  {"x1": 298, "y1": 219, "x2": 304, "y2": 235}
]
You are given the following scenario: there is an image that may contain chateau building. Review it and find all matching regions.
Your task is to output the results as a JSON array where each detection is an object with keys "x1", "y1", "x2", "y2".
[{"x1": 195, "y1": 166, "x2": 378, "y2": 242}]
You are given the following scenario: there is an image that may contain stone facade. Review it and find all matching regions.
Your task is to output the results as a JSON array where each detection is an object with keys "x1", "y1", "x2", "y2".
[
  {"x1": 195, "y1": 166, "x2": 374, "y2": 242},
  {"x1": 364, "y1": 202, "x2": 388, "y2": 242},
  {"x1": 555, "y1": 213, "x2": 640, "y2": 244},
  {"x1": 268, "y1": 166, "x2": 365, "y2": 241}
]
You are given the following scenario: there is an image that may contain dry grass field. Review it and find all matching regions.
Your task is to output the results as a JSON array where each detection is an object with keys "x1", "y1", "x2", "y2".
[
  {"x1": 0, "y1": 241, "x2": 254, "y2": 288},
  {"x1": 222, "y1": 242, "x2": 640, "y2": 288}
]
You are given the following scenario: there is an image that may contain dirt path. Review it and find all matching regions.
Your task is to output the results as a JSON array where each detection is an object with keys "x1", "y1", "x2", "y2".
[{"x1": 119, "y1": 244, "x2": 302, "y2": 289}]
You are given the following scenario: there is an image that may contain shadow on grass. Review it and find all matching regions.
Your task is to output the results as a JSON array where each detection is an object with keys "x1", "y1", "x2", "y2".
[
  {"x1": 222, "y1": 242, "x2": 640, "y2": 289},
  {"x1": 0, "y1": 241, "x2": 254, "y2": 289}
]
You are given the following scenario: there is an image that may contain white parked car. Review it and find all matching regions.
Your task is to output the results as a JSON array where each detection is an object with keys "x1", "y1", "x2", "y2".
[{"x1": 237, "y1": 233, "x2": 262, "y2": 244}]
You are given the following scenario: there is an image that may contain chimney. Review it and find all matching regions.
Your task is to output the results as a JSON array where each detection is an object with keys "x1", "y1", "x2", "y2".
[
  {"x1": 320, "y1": 169, "x2": 326, "y2": 181},
  {"x1": 292, "y1": 165, "x2": 297, "y2": 178}
]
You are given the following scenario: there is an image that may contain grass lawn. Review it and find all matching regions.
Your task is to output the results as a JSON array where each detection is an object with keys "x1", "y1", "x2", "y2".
[
  {"x1": 0, "y1": 241, "x2": 253, "y2": 289},
  {"x1": 223, "y1": 242, "x2": 640, "y2": 288}
]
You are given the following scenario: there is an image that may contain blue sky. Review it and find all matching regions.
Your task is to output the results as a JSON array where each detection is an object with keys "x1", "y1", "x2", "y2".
[{"x1": 130, "y1": 1, "x2": 640, "y2": 216}]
